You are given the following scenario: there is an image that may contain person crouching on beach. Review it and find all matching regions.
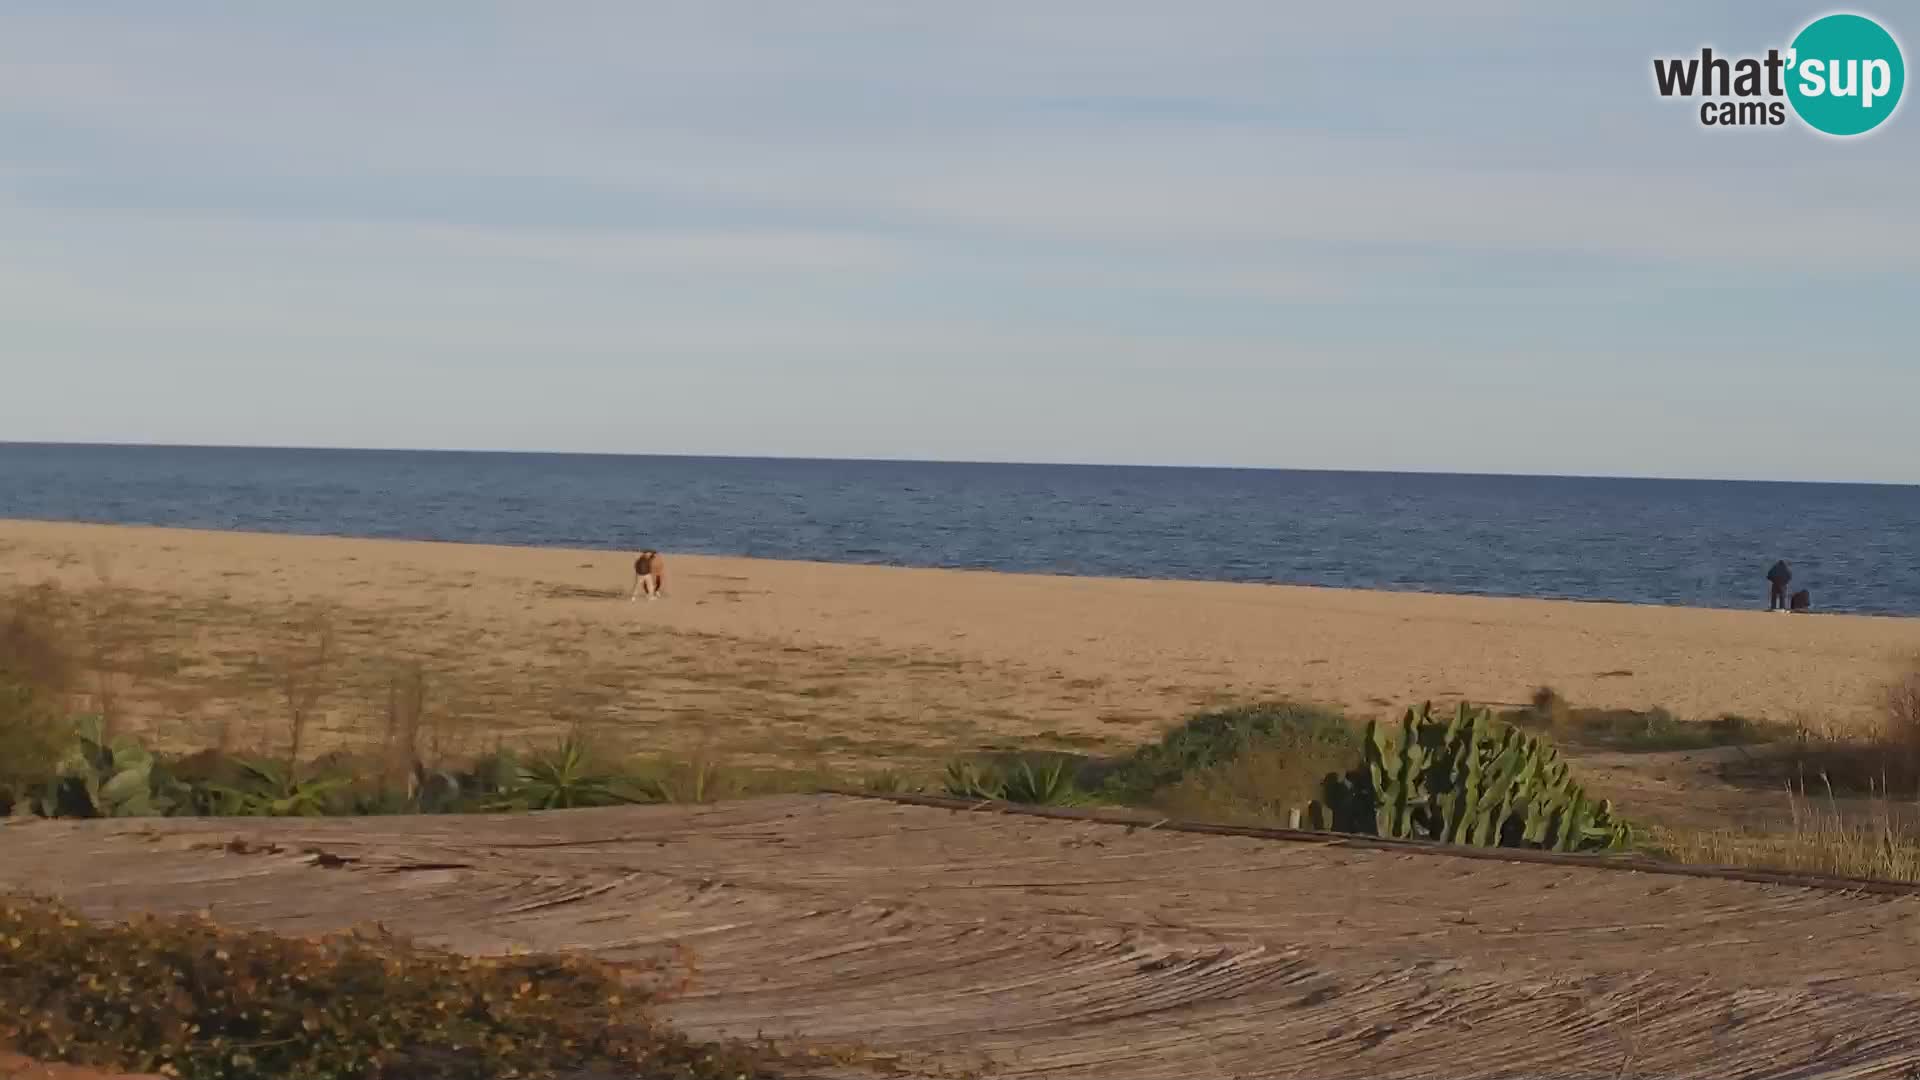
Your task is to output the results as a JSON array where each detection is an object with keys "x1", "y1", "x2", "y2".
[{"x1": 630, "y1": 550, "x2": 666, "y2": 601}]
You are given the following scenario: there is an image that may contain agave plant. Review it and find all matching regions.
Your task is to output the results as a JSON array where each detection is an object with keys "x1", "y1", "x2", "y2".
[
  {"x1": 509, "y1": 737, "x2": 632, "y2": 810},
  {"x1": 998, "y1": 759, "x2": 1086, "y2": 806},
  {"x1": 942, "y1": 757, "x2": 1084, "y2": 806},
  {"x1": 942, "y1": 760, "x2": 1001, "y2": 800}
]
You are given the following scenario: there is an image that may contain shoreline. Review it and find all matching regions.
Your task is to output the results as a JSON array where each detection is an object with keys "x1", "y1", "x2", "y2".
[
  {"x1": 3, "y1": 517, "x2": 1919, "y2": 757},
  {"x1": 2, "y1": 514, "x2": 1910, "y2": 623}
]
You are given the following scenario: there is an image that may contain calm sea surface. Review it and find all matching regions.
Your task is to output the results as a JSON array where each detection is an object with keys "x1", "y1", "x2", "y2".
[{"x1": 2, "y1": 443, "x2": 1917, "y2": 616}]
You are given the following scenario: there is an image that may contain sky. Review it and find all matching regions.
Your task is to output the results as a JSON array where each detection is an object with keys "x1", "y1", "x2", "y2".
[{"x1": 2, "y1": 2, "x2": 1916, "y2": 482}]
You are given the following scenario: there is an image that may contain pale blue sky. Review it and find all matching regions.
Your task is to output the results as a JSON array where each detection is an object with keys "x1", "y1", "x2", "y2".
[{"x1": 3, "y1": 2, "x2": 1916, "y2": 481}]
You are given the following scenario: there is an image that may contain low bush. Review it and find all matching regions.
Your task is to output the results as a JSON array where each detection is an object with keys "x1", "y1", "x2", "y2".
[
  {"x1": 0, "y1": 896, "x2": 781, "y2": 1080},
  {"x1": 1506, "y1": 687, "x2": 1785, "y2": 753},
  {"x1": 1729, "y1": 659, "x2": 1920, "y2": 799},
  {"x1": 1148, "y1": 739, "x2": 1360, "y2": 827},
  {"x1": 932, "y1": 703, "x2": 1359, "y2": 817},
  {"x1": 1748, "y1": 734, "x2": 1920, "y2": 800},
  {"x1": 1099, "y1": 701, "x2": 1358, "y2": 806}
]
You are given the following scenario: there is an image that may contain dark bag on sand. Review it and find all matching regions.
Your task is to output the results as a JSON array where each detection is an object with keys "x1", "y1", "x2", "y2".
[{"x1": 1790, "y1": 589, "x2": 1811, "y2": 612}]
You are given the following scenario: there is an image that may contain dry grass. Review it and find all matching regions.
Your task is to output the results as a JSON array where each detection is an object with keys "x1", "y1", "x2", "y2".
[
  {"x1": 1733, "y1": 657, "x2": 1920, "y2": 799},
  {"x1": 0, "y1": 577, "x2": 1054, "y2": 774},
  {"x1": 1655, "y1": 783, "x2": 1920, "y2": 883},
  {"x1": 385, "y1": 663, "x2": 427, "y2": 789},
  {"x1": 1885, "y1": 655, "x2": 1920, "y2": 768},
  {"x1": 0, "y1": 586, "x2": 76, "y2": 813},
  {"x1": 1, "y1": 575, "x2": 877, "y2": 814},
  {"x1": 0, "y1": 583, "x2": 76, "y2": 694},
  {"x1": 0, "y1": 577, "x2": 147, "y2": 740},
  {"x1": 250, "y1": 605, "x2": 339, "y2": 771}
]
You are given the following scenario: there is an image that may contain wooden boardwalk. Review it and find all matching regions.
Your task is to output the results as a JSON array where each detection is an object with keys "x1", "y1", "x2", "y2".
[{"x1": 6, "y1": 795, "x2": 1920, "y2": 1079}]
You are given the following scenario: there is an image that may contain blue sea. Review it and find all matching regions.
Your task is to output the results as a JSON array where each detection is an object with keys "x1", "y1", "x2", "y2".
[{"x1": 2, "y1": 443, "x2": 1917, "y2": 616}]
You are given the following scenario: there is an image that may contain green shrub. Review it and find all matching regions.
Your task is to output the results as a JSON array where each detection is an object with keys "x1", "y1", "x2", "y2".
[
  {"x1": 1310, "y1": 702, "x2": 1631, "y2": 852},
  {"x1": 0, "y1": 895, "x2": 779, "y2": 1080},
  {"x1": 164, "y1": 749, "x2": 257, "y2": 816},
  {"x1": 1101, "y1": 701, "x2": 1357, "y2": 805},
  {"x1": 1149, "y1": 739, "x2": 1359, "y2": 827},
  {"x1": 195, "y1": 757, "x2": 354, "y2": 818}
]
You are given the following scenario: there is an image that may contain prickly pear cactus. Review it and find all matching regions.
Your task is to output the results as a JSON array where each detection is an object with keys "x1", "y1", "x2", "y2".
[
  {"x1": 38, "y1": 717, "x2": 172, "y2": 818},
  {"x1": 1308, "y1": 702, "x2": 1629, "y2": 852}
]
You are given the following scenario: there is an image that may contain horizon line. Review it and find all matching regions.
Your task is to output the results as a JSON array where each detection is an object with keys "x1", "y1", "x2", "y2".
[{"x1": 3, "y1": 439, "x2": 1915, "y2": 490}]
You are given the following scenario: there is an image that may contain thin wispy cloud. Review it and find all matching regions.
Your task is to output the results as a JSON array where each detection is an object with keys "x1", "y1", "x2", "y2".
[{"x1": 1, "y1": 1, "x2": 1913, "y2": 480}]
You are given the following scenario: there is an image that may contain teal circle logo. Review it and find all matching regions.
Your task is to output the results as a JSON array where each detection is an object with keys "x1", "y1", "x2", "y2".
[{"x1": 1787, "y1": 13, "x2": 1905, "y2": 136}]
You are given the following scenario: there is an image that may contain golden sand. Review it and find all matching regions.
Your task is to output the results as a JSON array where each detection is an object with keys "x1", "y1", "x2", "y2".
[{"x1": 2, "y1": 518, "x2": 1915, "y2": 764}]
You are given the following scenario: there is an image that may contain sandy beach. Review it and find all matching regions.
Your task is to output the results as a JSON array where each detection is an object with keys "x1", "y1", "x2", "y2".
[{"x1": 2, "y1": 517, "x2": 1916, "y2": 765}]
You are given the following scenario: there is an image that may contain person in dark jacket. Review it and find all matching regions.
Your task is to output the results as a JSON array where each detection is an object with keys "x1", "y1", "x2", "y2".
[
  {"x1": 629, "y1": 549, "x2": 666, "y2": 601},
  {"x1": 1766, "y1": 560, "x2": 1792, "y2": 611}
]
